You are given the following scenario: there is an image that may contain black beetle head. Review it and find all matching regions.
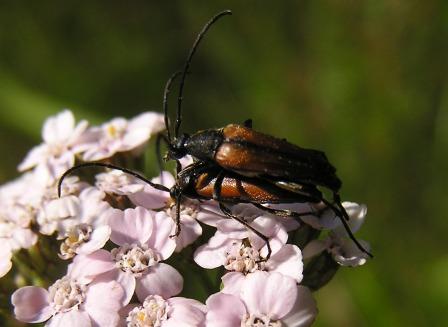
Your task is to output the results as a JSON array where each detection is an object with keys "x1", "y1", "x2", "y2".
[
  {"x1": 167, "y1": 133, "x2": 190, "y2": 160},
  {"x1": 169, "y1": 185, "x2": 181, "y2": 199}
]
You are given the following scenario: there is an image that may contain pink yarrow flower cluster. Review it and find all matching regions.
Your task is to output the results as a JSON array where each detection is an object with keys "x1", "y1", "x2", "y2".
[{"x1": 2, "y1": 110, "x2": 371, "y2": 326}]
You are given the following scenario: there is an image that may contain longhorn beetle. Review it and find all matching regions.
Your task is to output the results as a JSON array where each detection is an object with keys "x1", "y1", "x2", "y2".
[
  {"x1": 59, "y1": 10, "x2": 372, "y2": 259},
  {"x1": 161, "y1": 10, "x2": 372, "y2": 258}
]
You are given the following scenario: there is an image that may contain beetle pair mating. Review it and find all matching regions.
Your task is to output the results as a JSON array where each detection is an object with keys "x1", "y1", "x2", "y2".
[{"x1": 59, "y1": 10, "x2": 372, "y2": 260}]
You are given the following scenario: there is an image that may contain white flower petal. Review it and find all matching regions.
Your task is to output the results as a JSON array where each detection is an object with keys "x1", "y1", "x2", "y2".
[
  {"x1": 0, "y1": 245, "x2": 12, "y2": 278},
  {"x1": 42, "y1": 110, "x2": 75, "y2": 144},
  {"x1": 17, "y1": 144, "x2": 48, "y2": 171},
  {"x1": 332, "y1": 239, "x2": 370, "y2": 267}
]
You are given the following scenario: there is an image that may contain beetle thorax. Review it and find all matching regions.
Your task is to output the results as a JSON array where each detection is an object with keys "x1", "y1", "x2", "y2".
[{"x1": 184, "y1": 129, "x2": 223, "y2": 162}]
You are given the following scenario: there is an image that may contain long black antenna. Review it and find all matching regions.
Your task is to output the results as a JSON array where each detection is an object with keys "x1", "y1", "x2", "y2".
[
  {"x1": 58, "y1": 162, "x2": 170, "y2": 197},
  {"x1": 175, "y1": 9, "x2": 232, "y2": 138},
  {"x1": 163, "y1": 71, "x2": 182, "y2": 143}
]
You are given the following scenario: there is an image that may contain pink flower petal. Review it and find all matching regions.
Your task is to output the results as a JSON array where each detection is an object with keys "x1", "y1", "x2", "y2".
[
  {"x1": 166, "y1": 298, "x2": 206, "y2": 326},
  {"x1": 168, "y1": 297, "x2": 206, "y2": 313},
  {"x1": 46, "y1": 310, "x2": 92, "y2": 327},
  {"x1": 241, "y1": 271, "x2": 298, "y2": 319},
  {"x1": 11, "y1": 286, "x2": 53, "y2": 323},
  {"x1": 83, "y1": 280, "x2": 125, "y2": 326},
  {"x1": 69, "y1": 250, "x2": 115, "y2": 284},
  {"x1": 265, "y1": 244, "x2": 303, "y2": 283},
  {"x1": 196, "y1": 202, "x2": 225, "y2": 227},
  {"x1": 127, "y1": 171, "x2": 173, "y2": 209},
  {"x1": 206, "y1": 292, "x2": 246, "y2": 327},
  {"x1": 76, "y1": 225, "x2": 111, "y2": 255},
  {"x1": 193, "y1": 233, "x2": 233, "y2": 268},
  {"x1": 249, "y1": 224, "x2": 287, "y2": 258},
  {"x1": 282, "y1": 286, "x2": 318, "y2": 327},
  {"x1": 247, "y1": 215, "x2": 289, "y2": 249},
  {"x1": 135, "y1": 263, "x2": 183, "y2": 301},
  {"x1": 221, "y1": 272, "x2": 245, "y2": 296},
  {"x1": 115, "y1": 270, "x2": 136, "y2": 306},
  {"x1": 215, "y1": 219, "x2": 247, "y2": 238},
  {"x1": 175, "y1": 213, "x2": 202, "y2": 252},
  {"x1": 109, "y1": 207, "x2": 153, "y2": 246},
  {"x1": 128, "y1": 186, "x2": 169, "y2": 209},
  {"x1": 146, "y1": 211, "x2": 176, "y2": 260},
  {"x1": 163, "y1": 321, "x2": 200, "y2": 327}
]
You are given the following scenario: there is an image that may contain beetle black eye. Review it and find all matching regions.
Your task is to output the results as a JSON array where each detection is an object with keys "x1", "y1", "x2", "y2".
[{"x1": 168, "y1": 135, "x2": 189, "y2": 159}]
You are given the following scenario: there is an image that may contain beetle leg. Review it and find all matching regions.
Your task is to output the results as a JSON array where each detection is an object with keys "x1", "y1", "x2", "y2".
[
  {"x1": 212, "y1": 170, "x2": 225, "y2": 201},
  {"x1": 321, "y1": 196, "x2": 373, "y2": 259},
  {"x1": 170, "y1": 161, "x2": 214, "y2": 238},
  {"x1": 170, "y1": 193, "x2": 182, "y2": 238},
  {"x1": 212, "y1": 170, "x2": 272, "y2": 261},
  {"x1": 176, "y1": 159, "x2": 182, "y2": 175},
  {"x1": 250, "y1": 203, "x2": 320, "y2": 221},
  {"x1": 218, "y1": 202, "x2": 272, "y2": 262}
]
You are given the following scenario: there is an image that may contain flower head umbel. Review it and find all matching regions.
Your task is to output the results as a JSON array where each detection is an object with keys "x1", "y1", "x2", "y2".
[{"x1": 4, "y1": 109, "x2": 371, "y2": 326}]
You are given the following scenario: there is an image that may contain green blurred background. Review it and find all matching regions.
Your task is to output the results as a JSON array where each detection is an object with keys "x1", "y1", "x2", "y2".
[{"x1": 0, "y1": 1, "x2": 447, "y2": 326}]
